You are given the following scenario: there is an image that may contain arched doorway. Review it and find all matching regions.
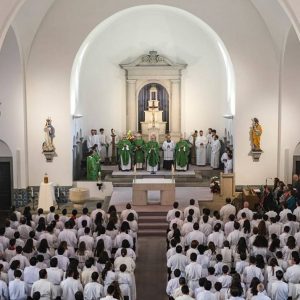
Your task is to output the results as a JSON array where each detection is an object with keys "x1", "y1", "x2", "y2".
[
  {"x1": 0, "y1": 140, "x2": 13, "y2": 210},
  {"x1": 138, "y1": 83, "x2": 169, "y2": 132}
]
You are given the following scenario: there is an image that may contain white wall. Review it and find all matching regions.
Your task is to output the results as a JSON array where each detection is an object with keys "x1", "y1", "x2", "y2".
[
  {"x1": 22, "y1": 0, "x2": 285, "y2": 185},
  {"x1": 0, "y1": 27, "x2": 27, "y2": 188},
  {"x1": 279, "y1": 27, "x2": 300, "y2": 183},
  {"x1": 74, "y1": 6, "x2": 229, "y2": 139}
]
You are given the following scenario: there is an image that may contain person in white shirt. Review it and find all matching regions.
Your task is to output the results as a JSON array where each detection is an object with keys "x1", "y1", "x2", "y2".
[
  {"x1": 46, "y1": 257, "x2": 63, "y2": 298},
  {"x1": 185, "y1": 253, "x2": 202, "y2": 293},
  {"x1": 219, "y1": 198, "x2": 236, "y2": 223},
  {"x1": 237, "y1": 201, "x2": 253, "y2": 220},
  {"x1": 0, "y1": 278, "x2": 8, "y2": 300},
  {"x1": 23, "y1": 257, "x2": 40, "y2": 296},
  {"x1": 195, "y1": 130, "x2": 207, "y2": 166},
  {"x1": 167, "y1": 245, "x2": 189, "y2": 278},
  {"x1": 175, "y1": 285, "x2": 194, "y2": 300},
  {"x1": 167, "y1": 202, "x2": 183, "y2": 223},
  {"x1": 53, "y1": 247, "x2": 69, "y2": 272},
  {"x1": 31, "y1": 269, "x2": 54, "y2": 300},
  {"x1": 210, "y1": 135, "x2": 221, "y2": 169},
  {"x1": 196, "y1": 280, "x2": 216, "y2": 300},
  {"x1": 91, "y1": 202, "x2": 107, "y2": 223},
  {"x1": 207, "y1": 223, "x2": 224, "y2": 249},
  {"x1": 162, "y1": 135, "x2": 175, "y2": 170},
  {"x1": 77, "y1": 208, "x2": 92, "y2": 229},
  {"x1": 184, "y1": 199, "x2": 200, "y2": 219},
  {"x1": 98, "y1": 128, "x2": 108, "y2": 163},
  {"x1": 251, "y1": 283, "x2": 270, "y2": 300},
  {"x1": 8, "y1": 270, "x2": 27, "y2": 300},
  {"x1": 60, "y1": 269, "x2": 83, "y2": 300},
  {"x1": 166, "y1": 269, "x2": 181, "y2": 298},
  {"x1": 270, "y1": 270, "x2": 288, "y2": 300},
  {"x1": 100, "y1": 284, "x2": 118, "y2": 300},
  {"x1": 84, "y1": 271, "x2": 104, "y2": 300},
  {"x1": 121, "y1": 204, "x2": 138, "y2": 222},
  {"x1": 243, "y1": 256, "x2": 264, "y2": 288},
  {"x1": 79, "y1": 228, "x2": 94, "y2": 252},
  {"x1": 9, "y1": 246, "x2": 29, "y2": 270},
  {"x1": 185, "y1": 223, "x2": 205, "y2": 247},
  {"x1": 87, "y1": 129, "x2": 101, "y2": 152},
  {"x1": 117, "y1": 264, "x2": 132, "y2": 300},
  {"x1": 58, "y1": 222, "x2": 78, "y2": 250}
]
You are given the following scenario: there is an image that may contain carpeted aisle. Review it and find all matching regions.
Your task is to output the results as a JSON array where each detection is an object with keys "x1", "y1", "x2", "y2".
[{"x1": 135, "y1": 236, "x2": 169, "y2": 300}]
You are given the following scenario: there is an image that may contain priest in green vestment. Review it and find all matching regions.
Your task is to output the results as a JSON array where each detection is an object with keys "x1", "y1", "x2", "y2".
[
  {"x1": 133, "y1": 133, "x2": 145, "y2": 169},
  {"x1": 117, "y1": 135, "x2": 132, "y2": 171},
  {"x1": 86, "y1": 147, "x2": 101, "y2": 180},
  {"x1": 175, "y1": 137, "x2": 190, "y2": 171},
  {"x1": 146, "y1": 134, "x2": 160, "y2": 174}
]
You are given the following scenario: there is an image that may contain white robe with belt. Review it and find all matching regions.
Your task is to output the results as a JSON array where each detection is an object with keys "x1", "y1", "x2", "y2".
[
  {"x1": 210, "y1": 139, "x2": 221, "y2": 168},
  {"x1": 162, "y1": 141, "x2": 175, "y2": 161},
  {"x1": 195, "y1": 136, "x2": 207, "y2": 166}
]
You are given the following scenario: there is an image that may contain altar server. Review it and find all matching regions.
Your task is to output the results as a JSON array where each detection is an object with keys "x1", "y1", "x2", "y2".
[
  {"x1": 98, "y1": 128, "x2": 108, "y2": 162},
  {"x1": 162, "y1": 135, "x2": 175, "y2": 170},
  {"x1": 87, "y1": 129, "x2": 101, "y2": 151},
  {"x1": 195, "y1": 130, "x2": 207, "y2": 166},
  {"x1": 206, "y1": 128, "x2": 213, "y2": 164},
  {"x1": 210, "y1": 135, "x2": 221, "y2": 169}
]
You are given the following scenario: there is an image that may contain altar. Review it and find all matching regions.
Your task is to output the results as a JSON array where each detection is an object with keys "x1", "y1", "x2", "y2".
[
  {"x1": 38, "y1": 182, "x2": 56, "y2": 211},
  {"x1": 132, "y1": 178, "x2": 175, "y2": 205}
]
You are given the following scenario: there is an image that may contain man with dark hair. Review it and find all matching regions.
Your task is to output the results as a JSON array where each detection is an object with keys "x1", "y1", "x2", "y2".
[
  {"x1": 24, "y1": 257, "x2": 40, "y2": 296},
  {"x1": 60, "y1": 270, "x2": 83, "y2": 300},
  {"x1": 46, "y1": 257, "x2": 64, "y2": 299},
  {"x1": 31, "y1": 269, "x2": 53, "y2": 299},
  {"x1": 167, "y1": 245, "x2": 188, "y2": 279},
  {"x1": 220, "y1": 198, "x2": 236, "y2": 223},
  {"x1": 167, "y1": 202, "x2": 183, "y2": 223},
  {"x1": 166, "y1": 269, "x2": 181, "y2": 299},
  {"x1": 175, "y1": 285, "x2": 193, "y2": 300},
  {"x1": 84, "y1": 272, "x2": 104, "y2": 300},
  {"x1": 10, "y1": 245, "x2": 29, "y2": 269},
  {"x1": 121, "y1": 203, "x2": 138, "y2": 221},
  {"x1": 185, "y1": 253, "x2": 202, "y2": 293},
  {"x1": 100, "y1": 285, "x2": 118, "y2": 300},
  {"x1": 184, "y1": 199, "x2": 200, "y2": 219},
  {"x1": 271, "y1": 270, "x2": 288, "y2": 300},
  {"x1": 9, "y1": 269, "x2": 27, "y2": 300}
]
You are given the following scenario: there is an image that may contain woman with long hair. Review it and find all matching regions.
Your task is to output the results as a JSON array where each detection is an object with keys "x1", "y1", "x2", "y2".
[
  {"x1": 106, "y1": 220, "x2": 119, "y2": 242},
  {"x1": 102, "y1": 262, "x2": 116, "y2": 294},
  {"x1": 94, "y1": 239, "x2": 111, "y2": 259},
  {"x1": 252, "y1": 235, "x2": 268, "y2": 258},
  {"x1": 268, "y1": 234, "x2": 281, "y2": 259},
  {"x1": 37, "y1": 238, "x2": 52, "y2": 266},
  {"x1": 76, "y1": 241, "x2": 93, "y2": 269},
  {"x1": 283, "y1": 236, "x2": 298, "y2": 261},
  {"x1": 22, "y1": 238, "x2": 36, "y2": 260},
  {"x1": 257, "y1": 220, "x2": 267, "y2": 237},
  {"x1": 204, "y1": 241, "x2": 217, "y2": 267},
  {"x1": 265, "y1": 257, "x2": 282, "y2": 295},
  {"x1": 242, "y1": 219, "x2": 251, "y2": 239}
]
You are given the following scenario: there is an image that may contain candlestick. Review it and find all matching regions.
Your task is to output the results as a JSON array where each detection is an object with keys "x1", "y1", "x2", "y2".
[
  {"x1": 57, "y1": 187, "x2": 60, "y2": 197},
  {"x1": 31, "y1": 187, "x2": 34, "y2": 198}
]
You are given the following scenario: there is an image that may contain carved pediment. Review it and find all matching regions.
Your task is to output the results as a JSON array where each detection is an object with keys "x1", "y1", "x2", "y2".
[{"x1": 120, "y1": 51, "x2": 187, "y2": 69}]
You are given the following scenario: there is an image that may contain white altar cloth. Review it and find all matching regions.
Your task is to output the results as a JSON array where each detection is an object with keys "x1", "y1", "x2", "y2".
[{"x1": 38, "y1": 182, "x2": 56, "y2": 211}]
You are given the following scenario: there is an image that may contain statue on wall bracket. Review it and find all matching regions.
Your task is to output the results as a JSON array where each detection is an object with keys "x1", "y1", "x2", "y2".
[
  {"x1": 249, "y1": 117, "x2": 263, "y2": 161},
  {"x1": 42, "y1": 117, "x2": 56, "y2": 162}
]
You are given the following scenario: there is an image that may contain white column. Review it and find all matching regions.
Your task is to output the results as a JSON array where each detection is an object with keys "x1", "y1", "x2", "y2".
[
  {"x1": 126, "y1": 79, "x2": 137, "y2": 131},
  {"x1": 171, "y1": 79, "x2": 181, "y2": 137}
]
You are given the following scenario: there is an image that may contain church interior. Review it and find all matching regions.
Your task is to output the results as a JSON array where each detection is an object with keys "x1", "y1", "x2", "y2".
[{"x1": 1, "y1": 1, "x2": 300, "y2": 299}]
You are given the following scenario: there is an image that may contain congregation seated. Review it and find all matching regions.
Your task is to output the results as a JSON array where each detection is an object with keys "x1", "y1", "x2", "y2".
[
  {"x1": 165, "y1": 192, "x2": 300, "y2": 300},
  {"x1": 0, "y1": 202, "x2": 138, "y2": 300}
]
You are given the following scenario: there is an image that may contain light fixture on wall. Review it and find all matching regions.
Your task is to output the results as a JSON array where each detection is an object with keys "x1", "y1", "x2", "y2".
[{"x1": 223, "y1": 114, "x2": 234, "y2": 119}]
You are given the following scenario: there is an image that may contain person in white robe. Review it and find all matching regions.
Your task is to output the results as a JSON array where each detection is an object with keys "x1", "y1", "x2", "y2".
[
  {"x1": 117, "y1": 264, "x2": 132, "y2": 300},
  {"x1": 98, "y1": 128, "x2": 108, "y2": 163},
  {"x1": 87, "y1": 130, "x2": 101, "y2": 152},
  {"x1": 219, "y1": 198, "x2": 236, "y2": 223},
  {"x1": 46, "y1": 258, "x2": 63, "y2": 298},
  {"x1": 60, "y1": 270, "x2": 83, "y2": 300},
  {"x1": 210, "y1": 135, "x2": 221, "y2": 169},
  {"x1": 195, "y1": 130, "x2": 207, "y2": 166},
  {"x1": 0, "y1": 279, "x2": 8, "y2": 300},
  {"x1": 23, "y1": 257, "x2": 40, "y2": 296},
  {"x1": 224, "y1": 153, "x2": 233, "y2": 174},
  {"x1": 100, "y1": 285, "x2": 118, "y2": 300},
  {"x1": 162, "y1": 135, "x2": 175, "y2": 170},
  {"x1": 271, "y1": 270, "x2": 288, "y2": 300},
  {"x1": 167, "y1": 245, "x2": 189, "y2": 277},
  {"x1": 206, "y1": 128, "x2": 213, "y2": 164},
  {"x1": 31, "y1": 269, "x2": 54, "y2": 300},
  {"x1": 8, "y1": 270, "x2": 27, "y2": 300},
  {"x1": 185, "y1": 253, "x2": 202, "y2": 293},
  {"x1": 83, "y1": 272, "x2": 104, "y2": 300},
  {"x1": 166, "y1": 269, "x2": 181, "y2": 298}
]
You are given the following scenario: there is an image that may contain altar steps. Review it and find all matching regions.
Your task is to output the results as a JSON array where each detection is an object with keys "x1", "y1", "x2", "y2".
[{"x1": 138, "y1": 211, "x2": 168, "y2": 237}]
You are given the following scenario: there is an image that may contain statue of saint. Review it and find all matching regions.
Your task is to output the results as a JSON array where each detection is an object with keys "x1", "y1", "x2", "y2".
[
  {"x1": 43, "y1": 118, "x2": 55, "y2": 152},
  {"x1": 250, "y1": 118, "x2": 262, "y2": 151}
]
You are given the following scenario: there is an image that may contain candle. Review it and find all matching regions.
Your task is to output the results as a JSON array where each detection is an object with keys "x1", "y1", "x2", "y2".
[
  {"x1": 31, "y1": 187, "x2": 34, "y2": 198},
  {"x1": 134, "y1": 164, "x2": 137, "y2": 174},
  {"x1": 57, "y1": 187, "x2": 60, "y2": 197}
]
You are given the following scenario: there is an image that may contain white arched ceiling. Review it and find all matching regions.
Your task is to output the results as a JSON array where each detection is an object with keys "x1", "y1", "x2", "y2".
[{"x1": 70, "y1": 5, "x2": 235, "y2": 137}]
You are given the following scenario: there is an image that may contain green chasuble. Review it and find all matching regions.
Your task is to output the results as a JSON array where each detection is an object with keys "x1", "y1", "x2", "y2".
[
  {"x1": 117, "y1": 139, "x2": 132, "y2": 165},
  {"x1": 175, "y1": 140, "x2": 190, "y2": 167},
  {"x1": 87, "y1": 152, "x2": 101, "y2": 181},
  {"x1": 133, "y1": 138, "x2": 145, "y2": 163},
  {"x1": 146, "y1": 140, "x2": 160, "y2": 167}
]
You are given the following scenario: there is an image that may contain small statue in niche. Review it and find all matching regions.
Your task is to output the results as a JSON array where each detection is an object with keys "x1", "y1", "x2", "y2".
[
  {"x1": 250, "y1": 118, "x2": 263, "y2": 151},
  {"x1": 42, "y1": 117, "x2": 56, "y2": 162}
]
